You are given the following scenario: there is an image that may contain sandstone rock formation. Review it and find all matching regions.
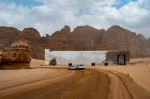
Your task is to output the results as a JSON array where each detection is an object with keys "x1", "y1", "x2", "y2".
[
  {"x1": 0, "y1": 26, "x2": 20, "y2": 50},
  {"x1": 70, "y1": 25, "x2": 150, "y2": 58},
  {"x1": 71, "y1": 25, "x2": 104, "y2": 50},
  {"x1": 0, "y1": 42, "x2": 31, "y2": 69},
  {"x1": 0, "y1": 53, "x2": 2, "y2": 64},
  {"x1": 14, "y1": 28, "x2": 41, "y2": 43},
  {"x1": 101, "y1": 26, "x2": 150, "y2": 58},
  {"x1": 14, "y1": 26, "x2": 74, "y2": 59},
  {"x1": 14, "y1": 28, "x2": 41, "y2": 58},
  {"x1": 49, "y1": 58, "x2": 57, "y2": 66},
  {"x1": 0, "y1": 25, "x2": 150, "y2": 59}
]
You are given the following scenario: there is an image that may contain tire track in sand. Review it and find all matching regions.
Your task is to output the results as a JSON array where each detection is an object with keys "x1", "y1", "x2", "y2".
[{"x1": 0, "y1": 69, "x2": 110, "y2": 99}]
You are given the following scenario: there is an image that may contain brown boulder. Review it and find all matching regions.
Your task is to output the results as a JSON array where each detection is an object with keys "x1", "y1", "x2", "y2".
[
  {"x1": 0, "y1": 41, "x2": 31, "y2": 69},
  {"x1": 49, "y1": 58, "x2": 57, "y2": 66}
]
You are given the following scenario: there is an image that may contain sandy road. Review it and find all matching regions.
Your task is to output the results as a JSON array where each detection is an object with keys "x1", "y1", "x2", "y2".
[
  {"x1": 101, "y1": 70, "x2": 150, "y2": 99},
  {"x1": 0, "y1": 67, "x2": 150, "y2": 99},
  {"x1": 0, "y1": 68, "x2": 110, "y2": 99}
]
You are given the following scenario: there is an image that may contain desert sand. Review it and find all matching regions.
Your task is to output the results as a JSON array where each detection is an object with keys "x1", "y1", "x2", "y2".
[
  {"x1": 0, "y1": 58, "x2": 150, "y2": 99},
  {"x1": 95, "y1": 57, "x2": 150, "y2": 92}
]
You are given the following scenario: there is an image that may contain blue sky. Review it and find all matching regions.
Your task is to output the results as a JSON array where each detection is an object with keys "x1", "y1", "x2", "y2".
[
  {"x1": 113, "y1": 0, "x2": 138, "y2": 9},
  {"x1": 0, "y1": 0, "x2": 150, "y2": 37},
  {"x1": 2, "y1": 0, "x2": 43, "y2": 7},
  {"x1": 3, "y1": 0, "x2": 138, "y2": 9}
]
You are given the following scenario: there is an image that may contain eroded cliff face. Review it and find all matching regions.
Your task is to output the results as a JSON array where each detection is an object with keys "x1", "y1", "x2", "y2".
[
  {"x1": 14, "y1": 28, "x2": 41, "y2": 59},
  {"x1": 0, "y1": 54, "x2": 2, "y2": 64},
  {"x1": 14, "y1": 26, "x2": 74, "y2": 59},
  {"x1": 35, "y1": 25, "x2": 74, "y2": 59},
  {"x1": 69, "y1": 25, "x2": 150, "y2": 58},
  {"x1": 148, "y1": 38, "x2": 150, "y2": 48},
  {"x1": 0, "y1": 26, "x2": 20, "y2": 50},
  {"x1": 102, "y1": 26, "x2": 150, "y2": 58},
  {"x1": 71, "y1": 25, "x2": 104, "y2": 50},
  {"x1": 14, "y1": 28, "x2": 41, "y2": 43},
  {"x1": 48, "y1": 25, "x2": 74, "y2": 50},
  {"x1": 0, "y1": 25, "x2": 150, "y2": 59}
]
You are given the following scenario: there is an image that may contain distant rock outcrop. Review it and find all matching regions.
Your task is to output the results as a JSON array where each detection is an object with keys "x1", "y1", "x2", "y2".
[
  {"x1": 0, "y1": 25, "x2": 150, "y2": 59},
  {"x1": 0, "y1": 54, "x2": 2, "y2": 64},
  {"x1": 148, "y1": 38, "x2": 150, "y2": 48},
  {"x1": 14, "y1": 28, "x2": 41, "y2": 42},
  {"x1": 14, "y1": 28, "x2": 41, "y2": 58},
  {"x1": 70, "y1": 25, "x2": 150, "y2": 58},
  {"x1": 13, "y1": 26, "x2": 74, "y2": 59},
  {"x1": 0, "y1": 26, "x2": 20, "y2": 50},
  {"x1": 101, "y1": 26, "x2": 150, "y2": 58},
  {"x1": 71, "y1": 25, "x2": 104, "y2": 50}
]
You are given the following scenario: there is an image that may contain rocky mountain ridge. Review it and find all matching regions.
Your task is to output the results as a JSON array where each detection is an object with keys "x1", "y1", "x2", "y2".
[
  {"x1": 0, "y1": 25, "x2": 150, "y2": 59},
  {"x1": 0, "y1": 26, "x2": 20, "y2": 50}
]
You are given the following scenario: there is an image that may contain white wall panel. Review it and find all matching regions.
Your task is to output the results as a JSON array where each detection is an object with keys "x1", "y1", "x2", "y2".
[{"x1": 45, "y1": 49, "x2": 107, "y2": 65}]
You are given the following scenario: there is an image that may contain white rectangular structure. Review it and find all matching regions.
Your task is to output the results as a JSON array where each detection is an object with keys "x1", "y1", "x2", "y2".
[{"x1": 45, "y1": 49, "x2": 108, "y2": 65}]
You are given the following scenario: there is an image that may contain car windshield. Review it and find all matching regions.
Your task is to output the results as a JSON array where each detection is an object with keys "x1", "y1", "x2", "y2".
[
  {"x1": 70, "y1": 65, "x2": 74, "y2": 67},
  {"x1": 77, "y1": 65, "x2": 83, "y2": 66}
]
